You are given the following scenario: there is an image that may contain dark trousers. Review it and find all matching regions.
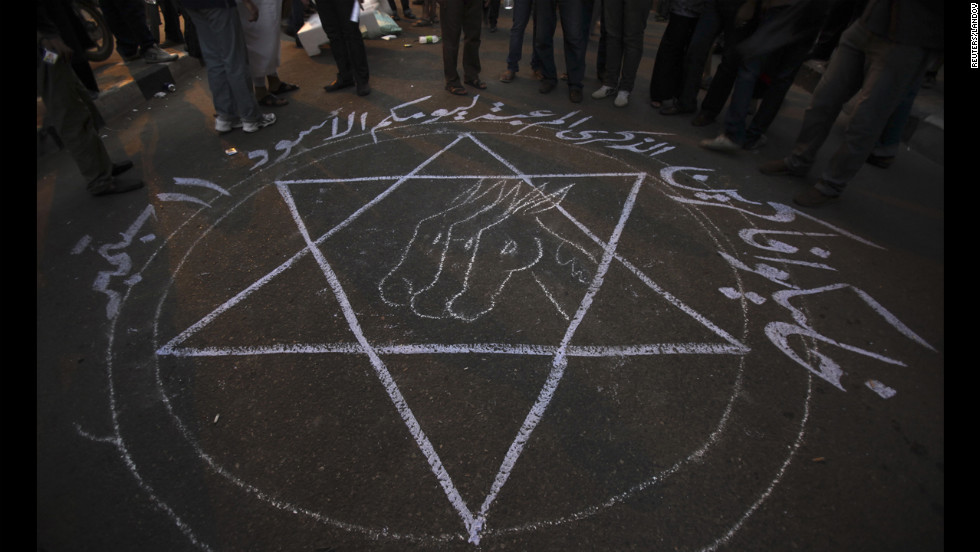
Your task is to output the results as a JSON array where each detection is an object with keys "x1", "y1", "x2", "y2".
[
  {"x1": 602, "y1": 0, "x2": 650, "y2": 92},
  {"x1": 678, "y1": 0, "x2": 753, "y2": 113},
  {"x1": 440, "y1": 0, "x2": 484, "y2": 84},
  {"x1": 723, "y1": 7, "x2": 815, "y2": 144},
  {"x1": 100, "y1": 0, "x2": 155, "y2": 56},
  {"x1": 317, "y1": 0, "x2": 370, "y2": 84},
  {"x1": 648, "y1": 11, "x2": 697, "y2": 102},
  {"x1": 38, "y1": 54, "x2": 112, "y2": 191},
  {"x1": 534, "y1": 0, "x2": 586, "y2": 89},
  {"x1": 582, "y1": 0, "x2": 607, "y2": 81},
  {"x1": 484, "y1": 0, "x2": 501, "y2": 26}
]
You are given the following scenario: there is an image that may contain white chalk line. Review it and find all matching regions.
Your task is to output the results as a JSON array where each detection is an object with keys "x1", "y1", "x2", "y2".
[
  {"x1": 455, "y1": 135, "x2": 748, "y2": 357},
  {"x1": 162, "y1": 134, "x2": 741, "y2": 357},
  {"x1": 279, "y1": 181, "x2": 482, "y2": 538},
  {"x1": 772, "y1": 284, "x2": 935, "y2": 352},
  {"x1": 136, "y1": 132, "x2": 474, "y2": 548},
  {"x1": 532, "y1": 272, "x2": 572, "y2": 320},
  {"x1": 144, "y1": 168, "x2": 465, "y2": 546},
  {"x1": 483, "y1": 364, "x2": 749, "y2": 539},
  {"x1": 158, "y1": 134, "x2": 472, "y2": 355},
  {"x1": 473, "y1": 164, "x2": 647, "y2": 541},
  {"x1": 104, "y1": 282, "x2": 216, "y2": 550},
  {"x1": 136, "y1": 129, "x2": 810, "y2": 547},
  {"x1": 696, "y1": 375, "x2": 813, "y2": 552},
  {"x1": 753, "y1": 255, "x2": 837, "y2": 271},
  {"x1": 154, "y1": 134, "x2": 750, "y2": 544},
  {"x1": 161, "y1": 342, "x2": 746, "y2": 357},
  {"x1": 277, "y1": 172, "x2": 645, "y2": 184}
]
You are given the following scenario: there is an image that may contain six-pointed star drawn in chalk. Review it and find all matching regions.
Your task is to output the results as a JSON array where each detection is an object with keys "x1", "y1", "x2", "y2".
[{"x1": 157, "y1": 133, "x2": 748, "y2": 544}]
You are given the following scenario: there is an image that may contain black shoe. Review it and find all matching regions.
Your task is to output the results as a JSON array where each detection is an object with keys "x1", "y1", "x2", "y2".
[
  {"x1": 691, "y1": 110, "x2": 716, "y2": 127},
  {"x1": 539, "y1": 80, "x2": 557, "y2": 94},
  {"x1": 569, "y1": 88, "x2": 583, "y2": 103},
  {"x1": 866, "y1": 154, "x2": 894, "y2": 169},
  {"x1": 111, "y1": 160, "x2": 134, "y2": 176},
  {"x1": 759, "y1": 159, "x2": 807, "y2": 177},
  {"x1": 793, "y1": 185, "x2": 839, "y2": 208},
  {"x1": 356, "y1": 81, "x2": 371, "y2": 96},
  {"x1": 324, "y1": 80, "x2": 354, "y2": 92},
  {"x1": 90, "y1": 177, "x2": 144, "y2": 196}
]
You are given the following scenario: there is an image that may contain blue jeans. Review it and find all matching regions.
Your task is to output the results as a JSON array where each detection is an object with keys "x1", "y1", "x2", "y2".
[
  {"x1": 534, "y1": 0, "x2": 586, "y2": 88},
  {"x1": 506, "y1": 0, "x2": 542, "y2": 72}
]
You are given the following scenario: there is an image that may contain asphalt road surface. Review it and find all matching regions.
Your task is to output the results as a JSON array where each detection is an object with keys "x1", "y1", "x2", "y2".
[{"x1": 37, "y1": 14, "x2": 943, "y2": 552}]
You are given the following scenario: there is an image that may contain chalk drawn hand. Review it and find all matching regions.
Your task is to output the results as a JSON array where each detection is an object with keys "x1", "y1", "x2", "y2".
[{"x1": 380, "y1": 179, "x2": 571, "y2": 321}]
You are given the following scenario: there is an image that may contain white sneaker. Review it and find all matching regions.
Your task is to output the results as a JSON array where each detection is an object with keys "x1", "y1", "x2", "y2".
[
  {"x1": 614, "y1": 90, "x2": 630, "y2": 107},
  {"x1": 215, "y1": 117, "x2": 242, "y2": 133},
  {"x1": 700, "y1": 134, "x2": 740, "y2": 153},
  {"x1": 591, "y1": 85, "x2": 615, "y2": 99},
  {"x1": 243, "y1": 113, "x2": 276, "y2": 133}
]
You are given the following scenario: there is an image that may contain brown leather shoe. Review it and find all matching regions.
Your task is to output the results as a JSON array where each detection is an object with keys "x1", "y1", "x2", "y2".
[{"x1": 500, "y1": 70, "x2": 516, "y2": 83}]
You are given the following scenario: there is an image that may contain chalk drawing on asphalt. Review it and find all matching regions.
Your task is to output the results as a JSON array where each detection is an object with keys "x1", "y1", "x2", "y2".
[
  {"x1": 154, "y1": 133, "x2": 749, "y2": 545},
  {"x1": 91, "y1": 104, "x2": 934, "y2": 550}
]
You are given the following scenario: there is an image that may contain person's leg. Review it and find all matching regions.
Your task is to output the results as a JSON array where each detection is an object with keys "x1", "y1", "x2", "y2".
[
  {"x1": 441, "y1": 0, "x2": 465, "y2": 85},
  {"x1": 817, "y1": 29, "x2": 927, "y2": 194},
  {"x1": 595, "y1": 1, "x2": 607, "y2": 81},
  {"x1": 159, "y1": 0, "x2": 185, "y2": 43},
  {"x1": 698, "y1": 0, "x2": 753, "y2": 117},
  {"x1": 871, "y1": 74, "x2": 923, "y2": 160},
  {"x1": 505, "y1": 0, "x2": 534, "y2": 72},
  {"x1": 534, "y1": 0, "x2": 560, "y2": 86},
  {"x1": 559, "y1": 0, "x2": 586, "y2": 91},
  {"x1": 187, "y1": 7, "x2": 261, "y2": 122},
  {"x1": 721, "y1": 55, "x2": 762, "y2": 144},
  {"x1": 785, "y1": 22, "x2": 868, "y2": 174},
  {"x1": 318, "y1": 0, "x2": 369, "y2": 86},
  {"x1": 676, "y1": 0, "x2": 722, "y2": 112},
  {"x1": 648, "y1": 13, "x2": 697, "y2": 103},
  {"x1": 99, "y1": 0, "x2": 140, "y2": 57},
  {"x1": 485, "y1": 0, "x2": 501, "y2": 29},
  {"x1": 286, "y1": 0, "x2": 306, "y2": 33},
  {"x1": 462, "y1": 0, "x2": 484, "y2": 81},
  {"x1": 616, "y1": 0, "x2": 651, "y2": 92},
  {"x1": 744, "y1": 30, "x2": 815, "y2": 144},
  {"x1": 39, "y1": 55, "x2": 112, "y2": 190},
  {"x1": 600, "y1": 0, "x2": 624, "y2": 89}
]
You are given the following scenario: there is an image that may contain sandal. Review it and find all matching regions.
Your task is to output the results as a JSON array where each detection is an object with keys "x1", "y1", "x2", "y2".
[
  {"x1": 445, "y1": 82, "x2": 467, "y2": 95},
  {"x1": 258, "y1": 93, "x2": 289, "y2": 107},
  {"x1": 271, "y1": 82, "x2": 299, "y2": 94},
  {"x1": 464, "y1": 78, "x2": 488, "y2": 90}
]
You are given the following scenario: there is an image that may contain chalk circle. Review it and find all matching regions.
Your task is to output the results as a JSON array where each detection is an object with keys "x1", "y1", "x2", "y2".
[{"x1": 108, "y1": 126, "x2": 811, "y2": 549}]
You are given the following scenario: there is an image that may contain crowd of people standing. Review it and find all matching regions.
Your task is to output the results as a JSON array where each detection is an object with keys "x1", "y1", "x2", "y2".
[{"x1": 40, "y1": 0, "x2": 943, "y2": 206}]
